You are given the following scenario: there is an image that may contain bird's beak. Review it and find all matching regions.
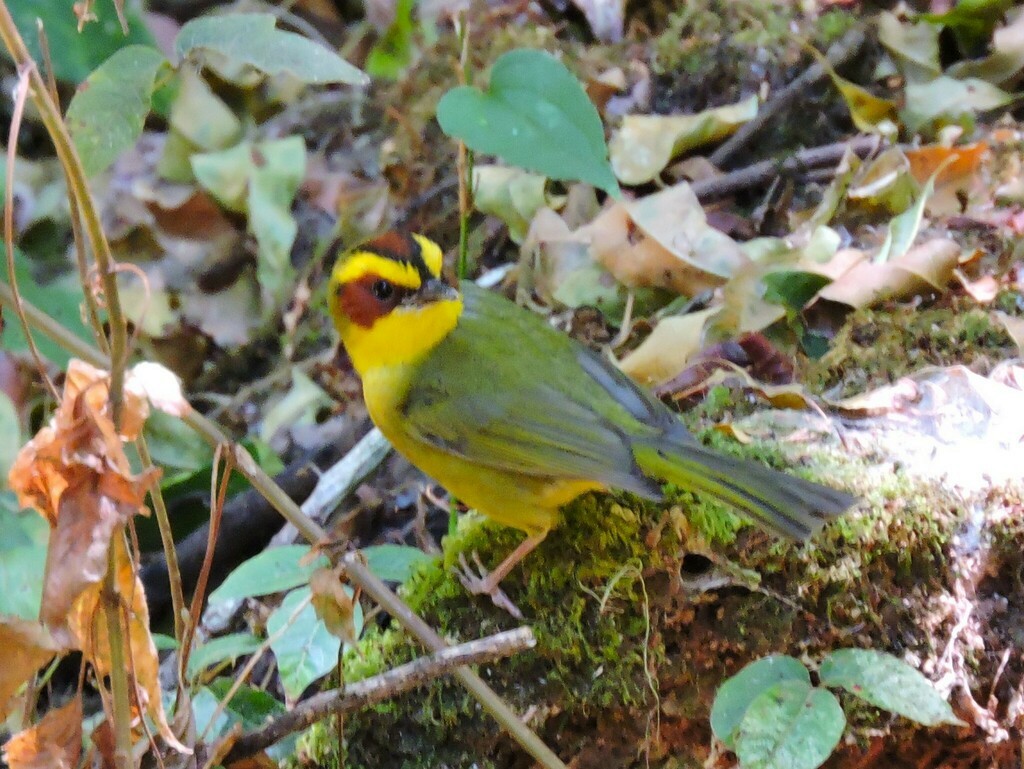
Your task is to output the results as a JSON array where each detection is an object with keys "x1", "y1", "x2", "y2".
[{"x1": 411, "y1": 277, "x2": 459, "y2": 305}]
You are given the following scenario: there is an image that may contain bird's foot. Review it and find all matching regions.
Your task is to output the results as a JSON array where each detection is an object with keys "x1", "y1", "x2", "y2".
[{"x1": 455, "y1": 551, "x2": 524, "y2": 620}]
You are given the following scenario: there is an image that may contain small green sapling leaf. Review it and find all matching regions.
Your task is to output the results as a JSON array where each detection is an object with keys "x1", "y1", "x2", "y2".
[{"x1": 437, "y1": 49, "x2": 620, "y2": 196}]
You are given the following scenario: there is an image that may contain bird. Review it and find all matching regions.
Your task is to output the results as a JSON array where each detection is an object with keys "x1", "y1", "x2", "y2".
[{"x1": 327, "y1": 232, "x2": 855, "y2": 616}]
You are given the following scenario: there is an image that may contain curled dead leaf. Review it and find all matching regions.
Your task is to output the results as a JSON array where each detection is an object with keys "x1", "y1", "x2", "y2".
[
  {"x1": 608, "y1": 97, "x2": 757, "y2": 185},
  {"x1": 3, "y1": 696, "x2": 82, "y2": 769},
  {"x1": 618, "y1": 308, "x2": 718, "y2": 388},
  {"x1": 310, "y1": 565, "x2": 359, "y2": 645},
  {"x1": 817, "y1": 239, "x2": 960, "y2": 308},
  {"x1": 6, "y1": 361, "x2": 161, "y2": 635},
  {"x1": 954, "y1": 269, "x2": 1000, "y2": 303},
  {"x1": 67, "y1": 536, "x2": 189, "y2": 754},
  {"x1": 582, "y1": 204, "x2": 724, "y2": 296},
  {"x1": 0, "y1": 618, "x2": 60, "y2": 720}
]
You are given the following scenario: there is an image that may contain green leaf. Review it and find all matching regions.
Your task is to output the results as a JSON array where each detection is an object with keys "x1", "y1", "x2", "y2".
[
  {"x1": 0, "y1": 391, "x2": 20, "y2": 480},
  {"x1": 207, "y1": 678, "x2": 286, "y2": 729},
  {"x1": 366, "y1": 0, "x2": 415, "y2": 79},
  {"x1": 0, "y1": 249, "x2": 93, "y2": 367},
  {"x1": 902, "y1": 76, "x2": 1015, "y2": 135},
  {"x1": 188, "y1": 632, "x2": 262, "y2": 680},
  {"x1": 875, "y1": 156, "x2": 954, "y2": 264},
  {"x1": 472, "y1": 165, "x2": 555, "y2": 243},
  {"x1": 66, "y1": 45, "x2": 167, "y2": 177},
  {"x1": 819, "y1": 648, "x2": 964, "y2": 726},
  {"x1": 175, "y1": 13, "x2": 367, "y2": 86},
  {"x1": 152, "y1": 633, "x2": 178, "y2": 651},
  {"x1": 143, "y1": 410, "x2": 212, "y2": 474},
  {"x1": 437, "y1": 49, "x2": 620, "y2": 196},
  {"x1": 762, "y1": 271, "x2": 832, "y2": 312},
  {"x1": 736, "y1": 680, "x2": 845, "y2": 769},
  {"x1": 362, "y1": 544, "x2": 433, "y2": 583},
  {"x1": 6, "y1": 1, "x2": 154, "y2": 84},
  {"x1": 0, "y1": 504, "x2": 47, "y2": 619},
  {"x1": 192, "y1": 137, "x2": 306, "y2": 307},
  {"x1": 876, "y1": 11, "x2": 941, "y2": 83},
  {"x1": 209, "y1": 545, "x2": 329, "y2": 605},
  {"x1": 268, "y1": 587, "x2": 341, "y2": 701},
  {"x1": 167, "y1": 66, "x2": 242, "y2": 152},
  {"x1": 710, "y1": 654, "x2": 810, "y2": 749},
  {"x1": 260, "y1": 369, "x2": 331, "y2": 444},
  {"x1": 920, "y1": 0, "x2": 1015, "y2": 54},
  {"x1": 203, "y1": 679, "x2": 296, "y2": 760}
]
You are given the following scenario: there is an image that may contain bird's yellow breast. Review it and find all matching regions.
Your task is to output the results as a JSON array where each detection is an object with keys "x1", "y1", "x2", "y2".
[{"x1": 362, "y1": 364, "x2": 601, "y2": 535}]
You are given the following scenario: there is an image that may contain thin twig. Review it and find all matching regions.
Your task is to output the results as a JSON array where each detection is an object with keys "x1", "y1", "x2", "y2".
[
  {"x1": 692, "y1": 135, "x2": 882, "y2": 203},
  {"x1": 456, "y1": 13, "x2": 474, "y2": 280},
  {"x1": 101, "y1": 535, "x2": 135, "y2": 769},
  {"x1": 301, "y1": 428, "x2": 392, "y2": 521},
  {"x1": 136, "y1": 434, "x2": 187, "y2": 661},
  {"x1": 36, "y1": 20, "x2": 107, "y2": 355},
  {"x1": 224, "y1": 627, "x2": 536, "y2": 761},
  {"x1": 4, "y1": 64, "x2": 58, "y2": 400},
  {"x1": 709, "y1": 25, "x2": 868, "y2": 168},
  {"x1": 180, "y1": 445, "x2": 233, "y2": 682}
]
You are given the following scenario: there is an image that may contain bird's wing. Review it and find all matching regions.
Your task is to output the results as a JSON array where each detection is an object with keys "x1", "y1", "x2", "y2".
[{"x1": 398, "y1": 284, "x2": 669, "y2": 498}]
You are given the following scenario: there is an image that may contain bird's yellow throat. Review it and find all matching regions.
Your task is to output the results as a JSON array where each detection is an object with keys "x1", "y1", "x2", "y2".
[{"x1": 328, "y1": 240, "x2": 463, "y2": 374}]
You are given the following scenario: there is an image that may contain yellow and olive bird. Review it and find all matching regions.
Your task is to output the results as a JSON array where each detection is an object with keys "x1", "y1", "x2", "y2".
[{"x1": 328, "y1": 233, "x2": 854, "y2": 615}]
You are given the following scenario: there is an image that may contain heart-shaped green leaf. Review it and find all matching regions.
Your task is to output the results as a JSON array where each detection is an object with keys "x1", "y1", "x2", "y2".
[
  {"x1": 437, "y1": 49, "x2": 620, "y2": 196},
  {"x1": 711, "y1": 654, "x2": 810, "y2": 749},
  {"x1": 736, "y1": 680, "x2": 845, "y2": 769}
]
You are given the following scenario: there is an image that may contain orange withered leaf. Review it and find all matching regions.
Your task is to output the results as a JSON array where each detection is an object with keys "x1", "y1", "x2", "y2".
[
  {"x1": 3, "y1": 696, "x2": 82, "y2": 769},
  {"x1": 68, "y1": 537, "x2": 190, "y2": 755},
  {"x1": 0, "y1": 617, "x2": 61, "y2": 720},
  {"x1": 6, "y1": 361, "x2": 173, "y2": 636}
]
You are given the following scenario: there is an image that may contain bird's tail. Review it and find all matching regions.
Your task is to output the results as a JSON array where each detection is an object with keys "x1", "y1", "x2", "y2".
[{"x1": 633, "y1": 441, "x2": 855, "y2": 540}]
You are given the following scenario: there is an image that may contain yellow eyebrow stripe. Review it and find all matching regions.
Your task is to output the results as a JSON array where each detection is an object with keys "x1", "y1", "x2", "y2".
[
  {"x1": 412, "y1": 234, "x2": 443, "y2": 278},
  {"x1": 333, "y1": 252, "x2": 422, "y2": 288}
]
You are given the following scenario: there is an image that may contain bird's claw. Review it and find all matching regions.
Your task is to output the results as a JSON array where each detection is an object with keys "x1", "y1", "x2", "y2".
[{"x1": 455, "y1": 551, "x2": 524, "y2": 620}]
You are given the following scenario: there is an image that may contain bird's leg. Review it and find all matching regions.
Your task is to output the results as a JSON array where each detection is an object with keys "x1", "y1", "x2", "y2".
[{"x1": 456, "y1": 532, "x2": 547, "y2": 619}]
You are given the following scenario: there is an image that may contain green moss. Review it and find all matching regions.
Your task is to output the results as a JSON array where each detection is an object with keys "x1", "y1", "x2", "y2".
[{"x1": 801, "y1": 303, "x2": 1017, "y2": 399}]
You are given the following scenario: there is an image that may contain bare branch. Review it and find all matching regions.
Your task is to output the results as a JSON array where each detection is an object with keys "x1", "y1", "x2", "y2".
[{"x1": 224, "y1": 627, "x2": 537, "y2": 761}]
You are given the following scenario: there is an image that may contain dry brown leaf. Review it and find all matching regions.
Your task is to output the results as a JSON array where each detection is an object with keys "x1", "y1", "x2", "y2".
[
  {"x1": 7, "y1": 361, "x2": 162, "y2": 635},
  {"x1": 817, "y1": 239, "x2": 960, "y2": 308},
  {"x1": 653, "y1": 333, "x2": 795, "y2": 402},
  {"x1": 618, "y1": 308, "x2": 718, "y2": 387},
  {"x1": 310, "y1": 565, "x2": 358, "y2": 645},
  {"x1": 581, "y1": 203, "x2": 725, "y2": 296},
  {"x1": 905, "y1": 142, "x2": 988, "y2": 186},
  {"x1": 954, "y1": 269, "x2": 1000, "y2": 303},
  {"x1": 68, "y1": 536, "x2": 189, "y2": 754},
  {"x1": 623, "y1": 182, "x2": 747, "y2": 279},
  {"x1": 40, "y1": 475, "x2": 151, "y2": 633},
  {"x1": 0, "y1": 618, "x2": 60, "y2": 720},
  {"x1": 89, "y1": 718, "x2": 117, "y2": 769},
  {"x1": 905, "y1": 142, "x2": 989, "y2": 215},
  {"x1": 3, "y1": 696, "x2": 82, "y2": 769}
]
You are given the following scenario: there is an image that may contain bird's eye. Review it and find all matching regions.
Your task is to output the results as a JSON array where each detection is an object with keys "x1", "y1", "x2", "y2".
[{"x1": 371, "y1": 280, "x2": 394, "y2": 301}]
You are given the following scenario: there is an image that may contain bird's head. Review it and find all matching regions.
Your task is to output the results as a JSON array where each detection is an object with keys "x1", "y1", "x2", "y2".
[{"x1": 328, "y1": 232, "x2": 462, "y2": 374}]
